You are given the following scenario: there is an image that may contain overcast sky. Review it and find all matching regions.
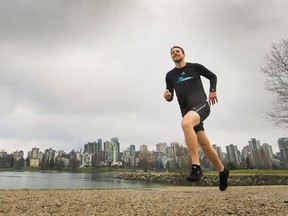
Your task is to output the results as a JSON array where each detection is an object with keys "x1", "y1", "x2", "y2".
[{"x1": 1, "y1": 0, "x2": 287, "y2": 156}]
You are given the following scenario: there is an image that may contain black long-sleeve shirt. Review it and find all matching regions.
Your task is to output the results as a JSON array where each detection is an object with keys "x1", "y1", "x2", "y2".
[{"x1": 165, "y1": 62, "x2": 217, "y2": 116}]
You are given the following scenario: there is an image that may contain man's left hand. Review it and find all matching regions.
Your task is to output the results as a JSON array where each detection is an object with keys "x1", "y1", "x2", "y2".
[{"x1": 209, "y1": 92, "x2": 218, "y2": 105}]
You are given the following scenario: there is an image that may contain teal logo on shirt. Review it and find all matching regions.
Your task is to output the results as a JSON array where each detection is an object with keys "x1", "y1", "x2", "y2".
[{"x1": 177, "y1": 76, "x2": 193, "y2": 84}]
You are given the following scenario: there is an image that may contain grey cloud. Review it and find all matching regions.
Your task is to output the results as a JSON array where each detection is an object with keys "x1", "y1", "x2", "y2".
[{"x1": 0, "y1": 0, "x2": 287, "y2": 155}]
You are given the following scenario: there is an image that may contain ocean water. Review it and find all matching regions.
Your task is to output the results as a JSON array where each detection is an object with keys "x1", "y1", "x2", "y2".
[{"x1": 0, "y1": 171, "x2": 167, "y2": 189}]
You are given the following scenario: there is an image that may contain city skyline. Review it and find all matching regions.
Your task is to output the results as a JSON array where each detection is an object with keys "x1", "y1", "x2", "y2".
[
  {"x1": 1, "y1": 136, "x2": 286, "y2": 157},
  {"x1": 2, "y1": 136, "x2": 287, "y2": 171}
]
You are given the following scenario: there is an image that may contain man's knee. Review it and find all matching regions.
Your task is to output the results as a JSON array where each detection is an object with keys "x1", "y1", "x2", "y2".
[{"x1": 181, "y1": 111, "x2": 200, "y2": 130}]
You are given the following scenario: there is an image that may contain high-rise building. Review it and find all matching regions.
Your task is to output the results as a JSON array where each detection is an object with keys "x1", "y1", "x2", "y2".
[
  {"x1": 138, "y1": 144, "x2": 150, "y2": 169},
  {"x1": 130, "y1": 145, "x2": 136, "y2": 157},
  {"x1": 111, "y1": 137, "x2": 119, "y2": 143},
  {"x1": 111, "y1": 138, "x2": 120, "y2": 165},
  {"x1": 241, "y1": 145, "x2": 253, "y2": 168},
  {"x1": 31, "y1": 148, "x2": 39, "y2": 158},
  {"x1": 226, "y1": 144, "x2": 241, "y2": 165},
  {"x1": 128, "y1": 145, "x2": 137, "y2": 167},
  {"x1": 122, "y1": 147, "x2": 131, "y2": 168},
  {"x1": 98, "y1": 139, "x2": 103, "y2": 151},
  {"x1": 104, "y1": 141, "x2": 113, "y2": 163},
  {"x1": 170, "y1": 142, "x2": 180, "y2": 162},
  {"x1": 248, "y1": 138, "x2": 262, "y2": 168},
  {"x1": 248, "y1": 138, "x2": 272, "y2": 169},
  {"x1": 262, "y1": 143, "x2": 274, "y2": 160},
  {"x1": 278, "y1": 137, "x2": 288, "y2": 168},
  {"x1": 212, "y1": 144, "x2": 223, "y2": 162},
  {"x1": 140, "y1": 144, "x2": 148, "y2": 155},
  {"x1": 156, "y1": 142, "x2": 167, "y2": 154},
  {"x1": 222, "y1": 152, "x2": 228, "y2": 164},
  {"x1": 84, "y1": 141, "x2": 102, "y2": 154},
  {"x1": 30, "y1": 147, "x2": 40, "y2": 167},
  {"x1": 123, "y1": 147, "x2": 130, "y2": 157}
]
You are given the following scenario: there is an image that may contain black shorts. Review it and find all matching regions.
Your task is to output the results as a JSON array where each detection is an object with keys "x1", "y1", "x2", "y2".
[
  {"x1": 194, "y1": 102, "x2": 210, "y2": 132},
  {"x1": 181, "y1": 102, "x2": 210, "y2": 133},
  {"x1": 195, "y1": 102, "x2": 210, "y2": 122}
]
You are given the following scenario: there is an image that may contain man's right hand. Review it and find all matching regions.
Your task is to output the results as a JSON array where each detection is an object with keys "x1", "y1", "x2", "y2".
[{"x1": 163, "y1": 89, "x2": 172, "y2": 101}]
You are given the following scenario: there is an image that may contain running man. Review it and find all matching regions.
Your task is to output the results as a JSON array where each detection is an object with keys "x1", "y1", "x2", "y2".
[{"x1": 163, "y1": 46, "x2": 229, "y2": 191}]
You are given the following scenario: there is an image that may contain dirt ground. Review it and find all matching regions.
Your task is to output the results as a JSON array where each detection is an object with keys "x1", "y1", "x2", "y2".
[{"x1": 0, "y1": 186, "x2": 287, "y2": 215}]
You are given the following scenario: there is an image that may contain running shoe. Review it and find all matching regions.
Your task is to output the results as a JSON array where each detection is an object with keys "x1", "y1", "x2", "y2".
[
  {"x1": 186, "y1": 164, "x2": 203, "y2": 182},
  {"x1": 219, "y1": 168, "x2": 229, "y2": 191}
]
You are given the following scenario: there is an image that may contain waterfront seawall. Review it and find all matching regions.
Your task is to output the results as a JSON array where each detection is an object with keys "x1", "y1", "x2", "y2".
[{"x1": 115, "y1": 173, "x2": 288, "y2": 186}]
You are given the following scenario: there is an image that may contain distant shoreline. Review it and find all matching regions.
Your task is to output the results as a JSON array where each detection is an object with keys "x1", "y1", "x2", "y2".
[{"x1": 1, "y1": 168, "x2": 288, "y2": 174}]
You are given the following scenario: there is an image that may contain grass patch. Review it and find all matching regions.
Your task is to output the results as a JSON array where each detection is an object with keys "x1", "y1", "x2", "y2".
[
  {"x1": 205, "y1": 169, "x2": 288, "y2": 176},
  {"x1": 0, "y1": 167, "x2": 25, "y2": 172},
  {"x1": 77, "y1": 167, "x2": 130, "y2": 173}
]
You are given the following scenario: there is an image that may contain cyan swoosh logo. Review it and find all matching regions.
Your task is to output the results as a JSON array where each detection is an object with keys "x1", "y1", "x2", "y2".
[{"x1": 177, "y1": 76, "x2": 193, "y2": 84}]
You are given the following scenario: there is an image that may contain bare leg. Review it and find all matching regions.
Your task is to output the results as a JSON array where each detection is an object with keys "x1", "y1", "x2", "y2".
[
  {"x1": 181, "y1": 111, "x2": 201, "y2": 165},
  {"x1": 197, "y1": 130, "x2": 224, "y2": 172}
]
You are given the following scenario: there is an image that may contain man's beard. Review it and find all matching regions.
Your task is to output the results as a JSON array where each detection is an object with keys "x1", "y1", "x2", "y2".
[{"x1": 173, "y1": 57, "x2": 184, "y2": 63}]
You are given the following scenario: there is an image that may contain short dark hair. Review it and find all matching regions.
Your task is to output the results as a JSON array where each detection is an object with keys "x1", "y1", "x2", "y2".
[{"x1": 170, "y1": 46, "x2": 185, "y2": 54}]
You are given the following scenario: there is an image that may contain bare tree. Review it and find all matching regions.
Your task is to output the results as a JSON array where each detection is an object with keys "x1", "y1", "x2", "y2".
[
  {"x1": 261, "y1": 39, "x2": 288, "y2": 129},
  {"x1": 69, "y1": 150, "x2": 79, "y2": 172}
]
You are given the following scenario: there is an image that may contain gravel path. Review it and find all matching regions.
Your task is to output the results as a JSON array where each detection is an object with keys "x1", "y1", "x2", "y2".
[{"x1": 1, "y1": 186, "x2": 287, "y2": 215}]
